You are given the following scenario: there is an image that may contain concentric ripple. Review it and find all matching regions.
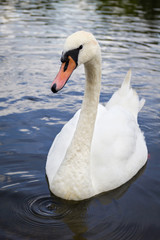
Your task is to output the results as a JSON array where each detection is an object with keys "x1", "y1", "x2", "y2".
[
  {"x1": 28, "y1": 195, "x2": 72, "y2": 220},
  {"x1": 0, "y1": 192, "x2": 75, "y2": 239}
]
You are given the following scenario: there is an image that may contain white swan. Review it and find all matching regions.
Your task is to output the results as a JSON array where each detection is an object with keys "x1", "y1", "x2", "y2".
[{"x1": 46, "y1": 31, "x2": 148, "y2": 201}]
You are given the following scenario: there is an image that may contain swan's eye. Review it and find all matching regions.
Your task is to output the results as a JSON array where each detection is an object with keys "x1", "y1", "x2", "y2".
[{"x1": 79, "y1": 45, "x2": 83, "y2": 50}]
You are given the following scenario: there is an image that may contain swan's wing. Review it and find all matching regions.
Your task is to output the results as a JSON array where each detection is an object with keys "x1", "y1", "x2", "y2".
[
  {"x1": 106, "y1": 70, "x2": 145, "y2": 119},
  {"x1": 46, "y1": 110, "x2": 80, "y2": 185},
  {"x1": 91, "y1": 104, "x2": 147, "y2": 193}
]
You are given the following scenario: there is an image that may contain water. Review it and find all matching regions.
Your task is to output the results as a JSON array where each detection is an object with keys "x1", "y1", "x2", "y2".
[{"x1": 0, "y1": 0, "x2": 160, "y2": 239}]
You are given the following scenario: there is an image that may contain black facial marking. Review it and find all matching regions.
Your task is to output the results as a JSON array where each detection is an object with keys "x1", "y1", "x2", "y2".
[
  {"x1": 79, "y1": 45, "x2": 83, "y2": 50},
  {"x1": 61, "y1": 52, "x2": 67, "y2": 63},
  {"x1": 61, "y1": 45, "x2": 83, "y2": 70}
]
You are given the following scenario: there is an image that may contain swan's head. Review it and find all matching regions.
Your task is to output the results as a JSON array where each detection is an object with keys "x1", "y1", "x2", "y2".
[{"x1": 51, "y1": 31, "x2": 100, "y2": 93}]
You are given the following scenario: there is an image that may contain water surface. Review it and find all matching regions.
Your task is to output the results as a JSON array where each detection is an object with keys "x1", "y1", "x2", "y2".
[{"x1": 0, "y1": 0, "x2": 160, "y2": 239}]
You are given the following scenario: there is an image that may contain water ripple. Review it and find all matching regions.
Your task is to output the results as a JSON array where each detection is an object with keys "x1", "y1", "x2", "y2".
[{"x1": 28, "y1": 195, "x2": 71, "y2": 220}]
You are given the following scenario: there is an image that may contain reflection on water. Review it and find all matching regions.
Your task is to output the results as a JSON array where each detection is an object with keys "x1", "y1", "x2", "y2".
[
  {"x1": 0, "y1": 0, "x2": 160, "y2": 239},
  {"x1": 97, "y1": 0, "x2": 160, "y2": 20}
]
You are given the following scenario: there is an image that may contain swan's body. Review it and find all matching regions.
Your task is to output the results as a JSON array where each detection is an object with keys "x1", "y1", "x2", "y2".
[{"x1": 46, "y1": 31, "x2": 148, "y2": 200}]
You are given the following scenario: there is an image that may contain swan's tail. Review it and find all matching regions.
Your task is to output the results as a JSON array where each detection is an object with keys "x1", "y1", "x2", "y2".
[
  {"x1": 120, "y1": 69, "x2": 132, "y2": 91},
  {"x1": 106, "y1": 69, "x2": 145, "y2": 119}
]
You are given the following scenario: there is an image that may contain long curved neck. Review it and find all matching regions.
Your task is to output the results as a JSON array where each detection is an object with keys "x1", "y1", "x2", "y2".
[
  {"x1": 53, "y1": 53, "x2": 101, "y2": 200},
  {"x1": 65, "y1": 53, "x2": 101, "y2": 179},
  {"x1": 71, "y1": 56, "x2": 101, "y2": 154}
]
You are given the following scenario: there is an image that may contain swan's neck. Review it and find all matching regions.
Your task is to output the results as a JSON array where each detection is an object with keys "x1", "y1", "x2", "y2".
[
  {"x1": 71, "y1": 57, "x2": 101, "y2": 156},
  {"x1": 52, "y1": 54, "x2": 101, "y2": 200}
]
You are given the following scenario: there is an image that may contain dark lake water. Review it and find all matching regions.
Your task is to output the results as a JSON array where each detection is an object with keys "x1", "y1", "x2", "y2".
[{"x1": 0, "y1": 0, "x2": 160, "y2": 239}]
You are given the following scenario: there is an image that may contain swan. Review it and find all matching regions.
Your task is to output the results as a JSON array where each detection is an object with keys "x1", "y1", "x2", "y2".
[{"x1": 46, "y1": 31, "x2": 148, "y2": 201}]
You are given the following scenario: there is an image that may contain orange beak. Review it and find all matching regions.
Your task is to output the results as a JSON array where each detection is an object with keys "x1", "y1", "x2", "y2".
[{"x1": 51, "y1": 56, "x2": 76, "y2": 93}]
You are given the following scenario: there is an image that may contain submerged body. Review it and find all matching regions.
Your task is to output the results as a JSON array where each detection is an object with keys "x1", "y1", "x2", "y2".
[{"x1": 46, "y1": 31, "x2": 148, "y2": 200}]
